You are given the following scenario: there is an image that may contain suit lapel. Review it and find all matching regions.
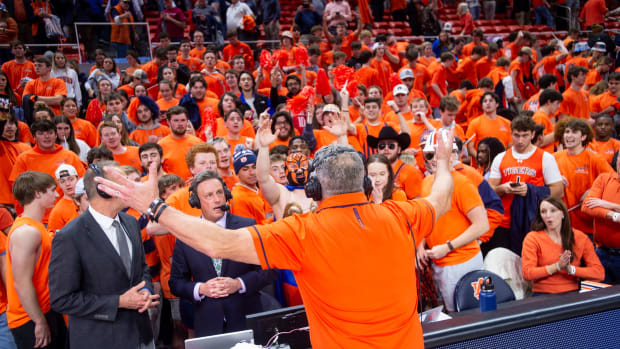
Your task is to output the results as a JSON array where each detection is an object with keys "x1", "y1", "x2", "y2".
[{"x1": 83, "y1": 211, "x2": 130, "y2": 279}]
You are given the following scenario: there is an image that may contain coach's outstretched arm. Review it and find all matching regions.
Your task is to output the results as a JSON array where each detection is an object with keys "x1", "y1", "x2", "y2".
[{"x1": 95, "y1": 165, "x2": 260, "y2": 265}]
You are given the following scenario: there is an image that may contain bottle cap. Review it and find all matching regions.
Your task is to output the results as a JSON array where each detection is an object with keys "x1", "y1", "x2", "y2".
[{"x1": 482, "y1": 277, "x2": 494, "y2": 292}]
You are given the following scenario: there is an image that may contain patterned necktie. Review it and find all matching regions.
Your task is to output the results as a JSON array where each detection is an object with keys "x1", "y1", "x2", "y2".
[
  {"x1": 112, "y1": 221, "x2": 131, "y2": 275},
  {"x1": 213, "y1": 258, "x2": 222, "y2": 276}
]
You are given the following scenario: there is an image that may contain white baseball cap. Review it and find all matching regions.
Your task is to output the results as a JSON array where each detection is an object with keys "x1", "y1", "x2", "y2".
[
  {"x1": 393, "y1": 84, "x2": 409, "y2": 96},
  {"x1": 55, "y1": 164, "x2": 78, "y2": 180}
]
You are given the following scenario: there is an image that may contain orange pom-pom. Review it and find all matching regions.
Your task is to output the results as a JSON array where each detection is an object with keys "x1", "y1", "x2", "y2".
[
  {"x1": 259, "y1": 50, "x2": 274, "y2": 72},
  {"x1": 332, "y1": 64, "x2": 354, "y2": 91},
  {"x1": 272, "y1": 50, "x2": 290, "y2": 68},
  {"x1": 316, "y1": 69, "x2": 331, "y2": 96},
  {"x1": 201, "y1": 109, "x2": 218, "y2": 136},
  {"x1": 286, "y1": 94, "x2": 309, "y2": 115},
  {"x1": 389, "y1": 73, "x2": 402, "y2": 91},
  {"x1": 294, "y1": 46, "x2": 309, "y2": 67}
]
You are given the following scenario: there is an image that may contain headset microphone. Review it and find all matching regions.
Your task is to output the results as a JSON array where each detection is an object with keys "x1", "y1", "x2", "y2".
[{"x1": 217, "y1": 204, "x2": 230, "y2": 212}]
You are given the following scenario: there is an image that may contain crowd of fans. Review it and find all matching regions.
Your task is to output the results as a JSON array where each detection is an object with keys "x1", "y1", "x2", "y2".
[{"x1": 0, "y1": 0, "x2": 619, "y2": 347}]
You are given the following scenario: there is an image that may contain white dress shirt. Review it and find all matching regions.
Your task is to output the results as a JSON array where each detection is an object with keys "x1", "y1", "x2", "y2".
[
  {"x1": 192, "y1": 213, "x2": 247, "y2": 301},
  {"x1": 88, "y1": 206, "x2": 133, "y2": 260}
]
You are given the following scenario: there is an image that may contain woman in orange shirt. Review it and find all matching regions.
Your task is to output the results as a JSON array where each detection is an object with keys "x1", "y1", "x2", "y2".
[
  {"x1": 156, "y1": 80, "x2": 179, "y2": 120},
  {"x1": 159, "y1": 66, "x2": 186, "y2": 100},
  {"x1": 366, "y1": 154, "x2": 407, "y2": 203},
  {"x1": 522, "y1": 197, "x2": 604, "y2": 295}
]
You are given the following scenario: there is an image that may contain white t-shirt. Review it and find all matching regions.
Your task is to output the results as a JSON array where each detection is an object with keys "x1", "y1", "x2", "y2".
[
  {"x1": 489, "y1": 146, "x2": 563, "y2": 185},
  {"x1": 226, "y1": 2, "x2": 253, "y2": 31}
]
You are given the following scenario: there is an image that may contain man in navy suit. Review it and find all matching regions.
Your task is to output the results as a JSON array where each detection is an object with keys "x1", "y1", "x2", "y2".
[{"x1": 169, "y1": 170, "x2": 278, "y2": 337}]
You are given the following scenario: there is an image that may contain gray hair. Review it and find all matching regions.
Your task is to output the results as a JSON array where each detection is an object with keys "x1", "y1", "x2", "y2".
[
  {"x1": 208, "y1": 137, "x2": 229, "y2": 149},
  {"x1": 314, "y1": 144, "x2": 364, "y2": 198}
]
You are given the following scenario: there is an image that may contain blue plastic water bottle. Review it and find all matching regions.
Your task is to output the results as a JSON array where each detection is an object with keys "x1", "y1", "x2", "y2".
[{"x1": 479, "y1": 276, "x2": 497, "y2": 312}]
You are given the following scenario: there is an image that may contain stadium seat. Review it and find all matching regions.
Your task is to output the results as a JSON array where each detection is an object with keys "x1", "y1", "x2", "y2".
[{"x1": 454, "y1": 270, "x2": 516, "y2": 312}]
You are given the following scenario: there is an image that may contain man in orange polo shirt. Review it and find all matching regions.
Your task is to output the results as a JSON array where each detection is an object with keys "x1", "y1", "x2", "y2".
[
  {"x1": 23, "y1": 56, "x2": 67, "y2": 118},
  {"x1": 158, "y1": 106, "x2": 203, "y2": 180},
  {"x1": 368, "y1": 126, "x2": 424, "y2": 199},
  {"x1": 466, "y1": 92, "x2": 513, "y2": 159},
  {"x1": 96, "y1": 124, "x2": 457, "y2": 347},
  {"x1": 559, "y1": 66, "x2": 590, "y2": 121},
  {"x1": 418, "y1": 131, "x2": 489, "y2": 312},
  {"x1": 7, "y1": 172, "x2": 66, "y2": 348}
]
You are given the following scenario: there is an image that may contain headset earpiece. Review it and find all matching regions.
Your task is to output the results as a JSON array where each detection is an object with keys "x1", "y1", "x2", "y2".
[
  {"x1": 188, "y1": 172, "x2": 233, "y2": 209},
  {"x1": 89, "y1": 164, "x2": 112, "y2": 199},
  {"x1": 363, "y1": 175, "x2": 373, "y2": 199},
  {"x1": 304, "y1": 172, "x2": 322, "y2": 201}
]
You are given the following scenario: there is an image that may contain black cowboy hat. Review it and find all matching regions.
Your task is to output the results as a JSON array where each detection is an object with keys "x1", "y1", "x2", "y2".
[{"x1": 367, "y1": 126, "x2": 411, "y2": 150}]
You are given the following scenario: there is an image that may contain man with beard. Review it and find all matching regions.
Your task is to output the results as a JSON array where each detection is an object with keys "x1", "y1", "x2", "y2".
[
  {"x1": 158, "y1": 106, "x2": 203, "y2": 181},
  {"x1": 138, "y1": 142, "x2": 165, "y2": 179},
  {"x1": 268, "y1": 111, "x2": 295, "y2": 150},
  {"x1": 230, "y1": 147, "x2": 267, "y2": 224},
  {"x1": 367, "y1": 126, "x2": 424, "y2": 199},
  {"x1": 179, "y1": 76, "x2": 219, "y2": 132},
  {"x1": 256, "y1": 115, "x2": 315, "y2": 221}
]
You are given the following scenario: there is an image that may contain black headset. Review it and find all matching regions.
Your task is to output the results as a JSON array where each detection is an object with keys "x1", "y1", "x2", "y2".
[
  {"x1": 89, "y1": 163, "x2": 112, "y2": 199},
  {"x1": 188, "y1": 170, "x2": 233, "y2": 209},
  {"x1": 304, "y1": 148, "x2": 373, "y2": 201}
]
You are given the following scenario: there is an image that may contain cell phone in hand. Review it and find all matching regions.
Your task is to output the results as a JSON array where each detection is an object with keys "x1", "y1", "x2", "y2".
[{"x1": 509, "y1": 176, "x2": 521, "y2": 187}]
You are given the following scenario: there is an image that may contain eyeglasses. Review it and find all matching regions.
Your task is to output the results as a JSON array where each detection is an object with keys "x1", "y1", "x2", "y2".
[{"x1": 378, "y1": 143, "x2": 397, "y2": 150}]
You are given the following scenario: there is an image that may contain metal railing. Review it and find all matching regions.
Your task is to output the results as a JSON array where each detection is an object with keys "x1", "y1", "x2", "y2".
[{"x1": 73, "y1": 22, "x2": 153, "y2": 63}]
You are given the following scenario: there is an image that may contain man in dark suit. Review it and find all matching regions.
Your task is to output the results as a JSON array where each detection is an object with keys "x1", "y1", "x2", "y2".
[
  {"x1": 169, "y1": 170, "x2": 278, "y2": 336},
  {"x1": 48, "y1": 161, "x2": 160, "y2": 349}
]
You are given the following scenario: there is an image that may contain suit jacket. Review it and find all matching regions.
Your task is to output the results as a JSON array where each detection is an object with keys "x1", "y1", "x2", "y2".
[
  {"x1": 49, "y1": 210, "x2": 153, "y2": 349},
  {"x1": 169, "y1": 213, "x2": 278, "y2": 336}
]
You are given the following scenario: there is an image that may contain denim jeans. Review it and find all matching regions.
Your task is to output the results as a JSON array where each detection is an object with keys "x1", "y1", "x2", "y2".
[
  {"x1": 482, "y1": 1, "x2": 496, "y2": 20},
  {"x1": 596, "y1": 247, "x2": 620, "y2": 285},
  {"x1": 470, "y1": 6, "x2": 481, "y2": 20},
  {"x1": 534, "y1": 5, "x2": 554, "y2": 28},
  {"x1": 0, "y1": 313, "x2": 16, "y2": 349}
]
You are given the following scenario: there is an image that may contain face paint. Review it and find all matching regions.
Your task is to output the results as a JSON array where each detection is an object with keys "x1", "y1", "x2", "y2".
[{"x1": 285, "y1": 152, "x2": 310, "y2": 186}]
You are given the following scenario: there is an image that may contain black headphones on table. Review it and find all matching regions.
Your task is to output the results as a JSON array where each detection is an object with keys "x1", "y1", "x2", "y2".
[{"x1": 188, "y1": 170, "x2": 233, "y2": 209}]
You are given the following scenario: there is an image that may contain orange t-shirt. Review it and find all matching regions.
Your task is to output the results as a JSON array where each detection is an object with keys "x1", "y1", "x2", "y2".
[
  {"x1": 553, "y1": 149, "x2": 614, "y2": 234},
  {"x1": 141, "y1": 61, "x2": 161, "y2": 86},
  {"x1": 231, "y1": 184, "x2": 267, "y2": 224},
  {"x1": 462, "y1": 42, "x2": 488, "y2": 57},
  {"x1": 466, "y1": 114, "x2": 512, "y2": 150},
  {"x1": 190, "y1": 47, "x2": 206, "y2": 61},
  {"x1": 1, "y1": 60, "x2": 36, "y2": 94},
  {"x1": 176, "y1": 55, "x2": 203, "y2": 72},
  {"x1": 397, "y1": 64, "x2": 430, "y2": 93},
  {"x1": 456, "y1": 56, "x2": 478, "y2": 86},
  {"x1": 590, "y1": 91, "x2": 620, "y2": 115},
  {"x1": 129, "y1": 124, "x2": 172, "y2": 145},
  {"x1": 588, "y1": 138, "x2": 620, "y2": 164},
  {"x1": 156, "y1": 98, "x2": 180, "y2": 115},
  {"x1": 152, "y1": 232, "x2": 177, "y2": 299},
  {"x1": 222, "y1": 42, "x2": 254, "y2": 70},
  {"x1": 585, "y1": 69, "x2": 602, "y2": 87},
  {"x1": 582, "y1": 172, "x2": 620, "y2": 248},
  {"x1": 215, "y1": 117, "x2": 255, "y2": 139},
  {"x1": 475, "y1": 56, "x2": 496, "y2": 80},
  {"x1": 47, "y1": 197, "x2": 79, "y2": 235},
  {"x1": 17, "y1": 122, "x2": 34, "y2": 144},
  {"x1": 421, "y1": 171, "x2": 483, "y2": 266},
  {"x1": 429, "y1": 64, "x2": 447, "y2": 108},
  {"x1": 559, "y1": 88, "x2": 590, "y2": 120},
  {"x1": 312, "y1": 129, "x2": 363, "y2": 153},
  {"x1": 158, "y1": 135, "x2": 203, "y2": 180},
  {"x1": 0, "y1": 141, "x2": 31, "y2": 205},
  {"x1": 522, "y1": 229, "x2": 604, "y2": 293},
  {"x1": 370, "y1": 59, "x2": 393, "y2": 96},
  {"x1": 202, "y1": 71, "x2": 226, "y2": 98},
  {"x1": 0, "y1": 229, "x2": 8, "y2": 314},
  {"x1": 250, "y1": 192, "x2": 433, "y2": 348},
  {"x1": 392, "y1": 158, "x2": 424, "y2": 199},
  {"x1": 354, "y1": 66, "x2": 380, "y2": 90},
  {"x1": 6, "y1": 216, "x2": 52, "y2": 328},
  {"x1": 71, "y1": 117, "x2": 98, "y2": 147},
  {"x1": 23, "y1": 77, "x2": 67, "y2": 115},
  {"x1": 221, "y1": 173, "x2": 239, "y2": 191},
  {"x1": 355, "y1": 121, "x2": 398, "y2": 159},
  {"x1": 112, "y1": 146, "x2": 141, "y2": 168},
  {"x1": 532, "y1": 110, "x2": 555, "y2": 153}
]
